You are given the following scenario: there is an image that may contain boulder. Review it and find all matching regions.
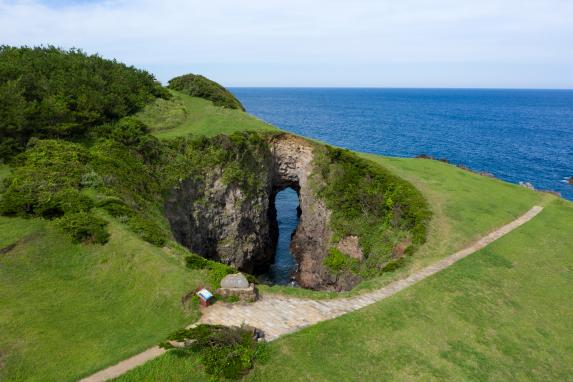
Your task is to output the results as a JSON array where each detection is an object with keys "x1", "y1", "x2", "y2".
[
  {"x1": 568, "y1": 177, "x2": 573, "y2": 185},
  {"x1": 221, "y1": 273, "x2": 249, "y2": 289}
]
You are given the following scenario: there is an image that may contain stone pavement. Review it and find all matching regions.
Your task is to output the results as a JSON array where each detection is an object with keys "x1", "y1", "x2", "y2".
[{"x1": 79, "y1": 205, "x2": 543, "y2": 381}]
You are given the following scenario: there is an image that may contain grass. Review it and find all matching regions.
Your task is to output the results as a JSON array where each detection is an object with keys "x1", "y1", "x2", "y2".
[
  {"x1": 116, "y1": 197, "x2": 573, "y2": 381},
  {"x1": 0, "y1": 215, "x2": 209, "y2": 382},
  {"x1": 135, "y1": 90, "x2": 277, "y2": 139},
  {"x1": 259, "y1": 155, "x2": 544, "y2": 299}
]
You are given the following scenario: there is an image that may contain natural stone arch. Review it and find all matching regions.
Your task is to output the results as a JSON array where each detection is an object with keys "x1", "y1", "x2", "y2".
[{"x1": 164, "y1": 133, "x2": 357, "y2": 290}]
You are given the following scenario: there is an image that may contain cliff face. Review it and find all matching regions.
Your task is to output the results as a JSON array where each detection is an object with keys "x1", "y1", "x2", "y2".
[{"x1": 164, "y1": 132, "x2": 360, "y2": 291}]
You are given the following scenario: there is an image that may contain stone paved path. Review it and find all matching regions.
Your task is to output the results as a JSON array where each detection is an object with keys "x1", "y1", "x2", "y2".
[
  {"x1": 79, "y1": 205, "x2": 543, "y2": 381},
  {"x1": 200, "y1": 206, "x2": 543, "y2": 340}
]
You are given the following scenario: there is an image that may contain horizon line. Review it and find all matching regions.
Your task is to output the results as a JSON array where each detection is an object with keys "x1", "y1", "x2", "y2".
[{"x1": 226, "y1": 86, "x2": 573, "y2": 91}]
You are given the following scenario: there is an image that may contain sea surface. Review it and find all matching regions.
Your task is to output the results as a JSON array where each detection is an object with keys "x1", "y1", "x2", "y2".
[{"x1": 234, "y1": 88, "x2": 573, "y2": 282}]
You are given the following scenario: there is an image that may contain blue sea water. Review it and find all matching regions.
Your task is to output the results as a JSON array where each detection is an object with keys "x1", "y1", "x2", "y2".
[
  {"x1": 233, "y1": 88, "x2": 573, "y2": 283},
  {"x1": 266, "y1": 188, "x2": 299, "y2": 285}
]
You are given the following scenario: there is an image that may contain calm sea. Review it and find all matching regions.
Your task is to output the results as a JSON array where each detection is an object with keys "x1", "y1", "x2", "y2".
[{"x1": 232, "y1": 88, "x2": 573, "y2": 283}]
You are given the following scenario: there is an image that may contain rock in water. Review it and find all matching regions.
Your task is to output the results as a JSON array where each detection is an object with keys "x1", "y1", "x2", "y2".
[
  {"x1": 221, "y1": 273, "x2": 249, "y2": 289},
  {"x1": 568, "y1": 177, "x2": 573, "y2": 185}
]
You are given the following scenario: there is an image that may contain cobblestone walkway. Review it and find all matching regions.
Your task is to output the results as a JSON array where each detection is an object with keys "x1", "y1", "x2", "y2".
[{"x1": 80, "y1": 205, "x2": 542, "y2": 381}]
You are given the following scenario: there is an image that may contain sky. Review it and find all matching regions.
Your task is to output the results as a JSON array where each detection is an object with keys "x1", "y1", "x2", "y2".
[{"x1": 1, "y1": 0, "x2": 572, "y2": 88}]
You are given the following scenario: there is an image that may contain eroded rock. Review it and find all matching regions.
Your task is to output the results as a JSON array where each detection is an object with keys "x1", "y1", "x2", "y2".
[{"x1": 220, "y1": 273, "x2": 249, "y2": 289}]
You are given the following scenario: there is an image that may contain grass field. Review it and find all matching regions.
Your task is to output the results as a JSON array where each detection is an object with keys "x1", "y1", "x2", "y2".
[
  {"x1": 136, "y1": 90, "x2": 277, "y2": 139},
  {"x1": 115, "y1": 197, "x2": 573, "y2": 381},
  {"x1": 0, "y1": 216, "x2": 208, "y2": 382}
]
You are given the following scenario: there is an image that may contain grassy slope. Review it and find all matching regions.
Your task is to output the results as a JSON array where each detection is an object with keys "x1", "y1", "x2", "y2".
[
  {"x1": 250, "y1": 198, "x2": 573, "y2": 381},
  {"x1": 0, "y1": 216, "x2": 208, "y2": 382},
  {"x1": 115, "y1": 197, "x2": 573, "y2": 382},
  {"x1": 135, "y1": 90, "x2": 277, "y2": 138}
]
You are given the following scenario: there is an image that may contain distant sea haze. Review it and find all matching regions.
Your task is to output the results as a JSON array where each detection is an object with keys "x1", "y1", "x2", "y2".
[{"x1": 232, "y1": 88, "x2": 573, "y2": 201}]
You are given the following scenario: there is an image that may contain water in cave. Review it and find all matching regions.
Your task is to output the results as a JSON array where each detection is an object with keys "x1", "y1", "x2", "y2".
[{"x1": 266, "y1": 187, "x2": 299, "y2": 285}]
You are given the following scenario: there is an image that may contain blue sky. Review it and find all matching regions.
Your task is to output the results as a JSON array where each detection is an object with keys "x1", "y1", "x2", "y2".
[{"x1": 1, "y1": 0, "x2": 572, "y2": 88}]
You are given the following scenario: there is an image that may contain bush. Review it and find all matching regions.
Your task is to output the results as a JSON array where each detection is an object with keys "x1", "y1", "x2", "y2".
[
  {"x1": 57, "y1": 211, "x2": 110, "y2": 244},
  {"x1": 0, "y1": 140, "x2": 90, "y2": 217},
  {"x1": 126, "y1": 215, "x2": 167, "y2": 246},
  {"x1": 161, "y1": 324, "x2": 264, "y2": 380},
  {"x1": 0, "y1": 45, "x2": 169, "y2": 159},
  {"x1": 168, "y1": 73, "x2": 245, "y2": 111},
  {"x1": 323, "y1": 248, "x2": 358, "y2": 273}
]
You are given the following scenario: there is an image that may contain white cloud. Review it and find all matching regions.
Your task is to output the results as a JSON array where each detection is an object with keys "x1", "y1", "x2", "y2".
[{"x1": 0, "y1": 0, "x2": 572, "y2": 87}]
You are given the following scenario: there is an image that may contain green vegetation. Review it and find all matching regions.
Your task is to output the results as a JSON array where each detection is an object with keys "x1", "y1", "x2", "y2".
[
  {"x1": 135, "y1": 90, "x2": 276, "y2": 138},
  {"x1": 0, "y1": 46, "x2": 168, "y2": 159},
  {"x1": 313, "y1": 146, "x2": 430, "y2": 280},
  {"x1": 160, "y1": 324, "x2": 268, "y2": 380},
  {"x1": 168, "y1": 73, "x2": 245, "y2": 111},
  {"x1": 57, "y1": 211, "x2": 110, "y2": 244},
  {"x1": 0, "y1": 216, "x2": 208, "y2": 382},
  {"x1": 249, "y1": 198, "x2": 573, "y2": 381},
  {"x1": 261, "y1": 154, "x2": 542, "y2": 299},
  {"x1": 116, "y1": 197, "x2": 572, "y2": 381}
]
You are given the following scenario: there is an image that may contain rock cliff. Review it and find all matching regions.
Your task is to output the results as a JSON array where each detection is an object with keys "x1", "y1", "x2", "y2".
[{"x1": 164, "y1": 132, "x2": 359, "y2": 290}]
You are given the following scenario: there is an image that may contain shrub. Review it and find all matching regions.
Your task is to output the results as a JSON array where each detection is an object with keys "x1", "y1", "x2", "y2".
[
  {"x1": 324, "y1": 248, "x2": 358, "y2": 273},
  {"x1": 126, "y1": 215, "x2": 167, "y2": 246},
  {"x1": 168, "y1": 73, "x2": 245, "y2": 111},
  {"x1": 0, "y1": 140, "x2": 90, "y2": 217},
  {"x1": 161, "y1": 324, "x2": 264, "y2": 380},
  {"x1": 57, "y1": 211, "x2": 110, "y2": 244},
  {"x1": 0, "y1": 45, "x2": 169, "y2": 159}
]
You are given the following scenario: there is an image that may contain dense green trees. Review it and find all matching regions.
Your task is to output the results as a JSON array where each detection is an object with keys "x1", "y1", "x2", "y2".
[
  {"x1": 168, "y1": 73, "x2": 245, "y2": 111},
  {"x1": 0, "y1": 46, "x2": 169, "y2": 159}
]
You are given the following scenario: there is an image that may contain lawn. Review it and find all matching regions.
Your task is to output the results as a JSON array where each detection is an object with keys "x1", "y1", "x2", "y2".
[
  {"x1": 135, "y1": 90, "x2": 277, "y2": 139},
  {"x1": 115, "y1": 197, "x2": 573, "y2": 381},
  {"x1": 0, "y1": 216, "x2": 208, "y2": 382}
]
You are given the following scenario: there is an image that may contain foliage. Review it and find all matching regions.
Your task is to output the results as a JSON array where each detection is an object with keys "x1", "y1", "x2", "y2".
[
  {"x1": 313, "y1": 145, "x2": 431, "y2": 279},
  {"x1": 168, "y1": 74, "x2": 245, "y2": 111},
  {"x1": 0, "y1": 140, "x2": 90, "y2": 217},
  {"x1": 57, "y1": 211, "x2": 110, "y2": 244},
  {"x1": 126, "y1": 215, "x2": 167, "y2": 247},
  {"x1": 323, "y1": 248, "x2": 359, "y2": 273},
  {"x1": 0, "y1": 45, "x2": 169, "y2": 158},
  {"x1": 161, "y1": 324, "x2": 263, "y2": 380},
  {"x1": 160, "y1": 131, "x2": 271, "y2": 199},
  {"x1": 185, "y1": 255, "x2": 236, "y2": 287}
]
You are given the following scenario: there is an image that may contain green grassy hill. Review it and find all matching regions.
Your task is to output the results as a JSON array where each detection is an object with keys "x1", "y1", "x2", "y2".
[{"x1": 1, "y1": 51, "x2": 571, "y2": 381}]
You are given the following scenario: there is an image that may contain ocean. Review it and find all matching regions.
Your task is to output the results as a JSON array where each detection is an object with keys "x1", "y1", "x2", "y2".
[{"x1": 232, "y1": 88, "x2": 573, "y2": 282}]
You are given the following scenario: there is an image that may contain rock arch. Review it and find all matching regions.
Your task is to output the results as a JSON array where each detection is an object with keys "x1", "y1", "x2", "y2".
[{"x1": 164, "y1": 133, "x2": 356, "y2": 290}]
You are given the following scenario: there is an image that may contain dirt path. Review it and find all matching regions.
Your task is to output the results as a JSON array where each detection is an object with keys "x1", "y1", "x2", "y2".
[{"x1": 80, "y1": 205, "x2": 543, "y2": 382}]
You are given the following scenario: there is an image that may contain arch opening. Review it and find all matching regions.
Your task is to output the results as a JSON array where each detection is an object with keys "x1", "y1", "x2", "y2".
[{"x1": 258, "y1": 186, "x2": 300, "y2": 285}]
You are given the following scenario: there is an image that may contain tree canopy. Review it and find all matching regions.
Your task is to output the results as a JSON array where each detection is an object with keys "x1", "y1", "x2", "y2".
[{"x1": 0, "y1": 46, "x2": 169, "y2": 159}]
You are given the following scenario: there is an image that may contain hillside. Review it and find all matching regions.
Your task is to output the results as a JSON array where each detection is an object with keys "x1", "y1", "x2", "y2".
[{"x1": 1, "y1": 49, "x2": 572, "y2": 382}]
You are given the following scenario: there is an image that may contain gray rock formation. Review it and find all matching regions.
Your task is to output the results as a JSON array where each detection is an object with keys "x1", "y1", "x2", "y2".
[
  {"x1": 220, "y1": 273, "x2": 249, "y2": 289},
  {"x1": 164, "y1": 133, "x2": 362, "y2": 291}
]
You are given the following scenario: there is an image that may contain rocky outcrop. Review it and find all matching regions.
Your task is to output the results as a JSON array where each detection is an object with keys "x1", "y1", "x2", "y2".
[
  {"x1": 165, "y1": 133, "x2": 362, "y2": 291},
  {"x1": 164, "y1": 137, "x2": 275, "y2": 273}
]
